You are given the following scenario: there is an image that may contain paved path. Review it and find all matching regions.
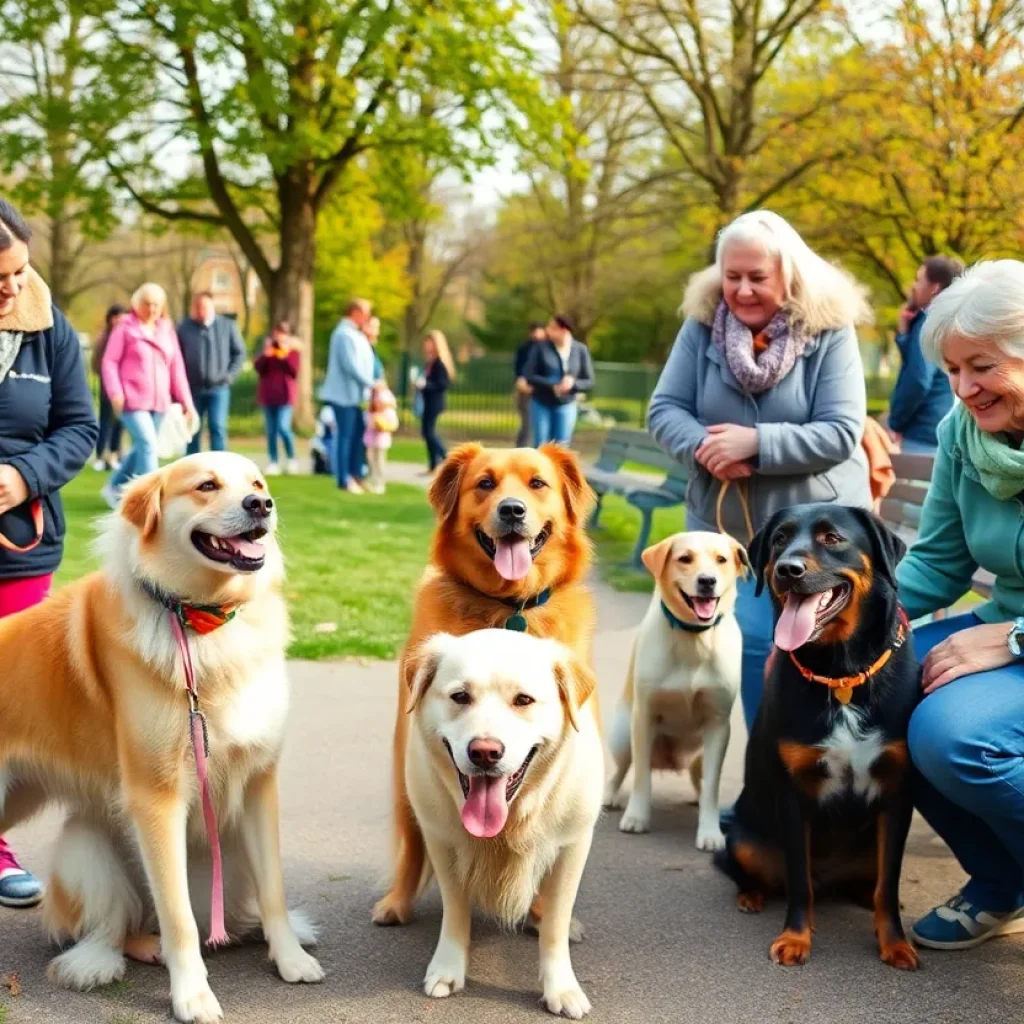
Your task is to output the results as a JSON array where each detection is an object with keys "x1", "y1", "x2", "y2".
[{"x1": 3, "y1": 581, "x2": 1021, "y2": 1023}]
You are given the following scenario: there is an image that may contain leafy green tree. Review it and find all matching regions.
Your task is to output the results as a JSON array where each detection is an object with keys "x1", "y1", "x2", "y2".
[
  {"x1": 107, "y1": 0, "x2": 547, "y2": 423},
  {"x1": 0, "y1": 0, "x2": 146, "y2": 308}
]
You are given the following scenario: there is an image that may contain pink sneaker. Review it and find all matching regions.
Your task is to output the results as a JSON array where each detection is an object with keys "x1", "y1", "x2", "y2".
[{"x1": 0, "y1": 836, "x2": 43, "y2": 908}]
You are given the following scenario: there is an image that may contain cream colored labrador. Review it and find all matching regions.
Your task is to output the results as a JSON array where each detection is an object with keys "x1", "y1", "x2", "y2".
[
  {"x1": 405, "y1": 629, "x2": 602, "y2": 1019},
  {"x1": 604, "y1": 531, "x2": 748, "y2": 850}
]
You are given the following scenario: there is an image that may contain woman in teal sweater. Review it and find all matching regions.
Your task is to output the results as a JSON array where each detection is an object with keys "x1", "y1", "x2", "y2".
[{"x1": 896, "y1": 260, "x2": 1024, "y2": 950}]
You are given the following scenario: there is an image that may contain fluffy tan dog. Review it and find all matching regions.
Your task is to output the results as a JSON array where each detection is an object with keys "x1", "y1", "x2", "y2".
[
  {"x1": 0, "y1": 453, "x2": 321, "y2": 1024},
  {"x1": 406, "y1": 629, "x2": 602, "y2": 1018},
  {"x1": 604, "y1": 531, "x2": 748, "y2": 849}
]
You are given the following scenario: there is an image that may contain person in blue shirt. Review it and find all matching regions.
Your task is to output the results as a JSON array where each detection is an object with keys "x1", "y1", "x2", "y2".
[{"x1": 887, "y1": 255, "x2": 962, "y2": 453}]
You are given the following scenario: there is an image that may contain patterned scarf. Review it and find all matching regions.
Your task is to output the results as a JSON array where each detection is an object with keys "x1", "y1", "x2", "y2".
[
  {"x1": 711, "y1": 300, "x2": 810, "y2": 395},
  {"x1": 0, "y1": 331, "x2": 23, "y2": 386}
]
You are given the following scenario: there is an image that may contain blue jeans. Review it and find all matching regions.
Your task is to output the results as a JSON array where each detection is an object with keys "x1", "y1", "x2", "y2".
[
  {"x1": 187, "y1": 387, "x2": 230, "y2": 454},
  {"x1": 111, "y1": 410, "x2": 164, "y2": 491},
  {"x1": 263, "y1": 405, "x2": 295, "y2": 463},
  {"x1": 330, "y1": 404, "x2": 362, "y2": 487},
  {"x1": 531, "y1": 400, "x2": 578, "y2": 446},
  {"x1": 421, "y1": 407, "x2": 447, "y2": 470},
  {"x1": 734, "y1": 575, "x2": 775, "y2": 731},
  {"x1": 909, "y1": 614, "x2": 1024, "y2": 911}
]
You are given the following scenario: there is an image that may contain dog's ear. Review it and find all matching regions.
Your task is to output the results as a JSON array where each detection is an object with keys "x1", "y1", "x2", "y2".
[
  {"x1": 539, "y1": 443, "x2": 596, "y2": 526},
  {"x1": 850, "y1": 507, "x2": 907, "y2": 588},
  {"x1": 120, "y1": 470, "x2": 164, "y2": 542},
  {"x1": 427, "y1": 444, "x2": 482, "y2": 522},
  {"x1": 747, "y1": 510, "x2": 786, "y2": 597},
  {"x1": 404, "y1": 634, "x2": 456, "y2": 714},
  {"x1": 732, "y1": 539, "x2": 752, "y2": 580},
  {"x1": 641, "y1": 537, "x2": 675, "y2": 579},
  {"x1": 553, "y1": 653, "x2": 596, "y2": 732}
]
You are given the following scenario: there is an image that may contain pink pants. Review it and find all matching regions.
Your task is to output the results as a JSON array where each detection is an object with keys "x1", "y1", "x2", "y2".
[{"x1": 0, "y1": 574, "x2": 53, "y2": 619}]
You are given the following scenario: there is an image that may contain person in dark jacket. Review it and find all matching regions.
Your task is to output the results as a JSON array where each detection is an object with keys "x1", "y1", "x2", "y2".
[
  {"x1": 523, "y1": 315, "x2": 594, "y2": 446},
  {"x1": 415, "y1": 329, "x2": 453, "y2": 474},
  {"x1": 253, "y1": 320, "x2": 300, "y2": 475},
  {"x1": 0, "y1": 197, "x2": 97, "y2": 908},
  {"x1": 90, "y1": 304, "x2": 127, "y2": 470},
  {"x1": 513, "y1": 321, "x2": 546, "y2": 447},
  {"x1": 176, "y1": 291, "x2": 246, "y2": 454},
  {"x1": 888, "y1": 255, "x2": 962, "y2": 453}
]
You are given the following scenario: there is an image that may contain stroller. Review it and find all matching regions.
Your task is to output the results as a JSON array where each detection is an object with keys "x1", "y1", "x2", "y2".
[{"x1": 311, "y1": 405, "x2": 335, "y2": 476}]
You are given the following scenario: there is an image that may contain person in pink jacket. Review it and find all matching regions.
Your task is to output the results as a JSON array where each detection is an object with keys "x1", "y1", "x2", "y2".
[{"x1": 100, "y1": 282, "x2": 195, "y2": 507}]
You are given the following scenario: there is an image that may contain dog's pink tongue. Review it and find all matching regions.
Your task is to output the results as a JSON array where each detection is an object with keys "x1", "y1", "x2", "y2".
[
  {"x1": 693, "y1": 598, "x2": 718, "y2": 620},
  {"x1": 775, "y1": 593, "x2": 822, "y2": 651},
  {"x1": 461, "y1": 775, "x2": 509, "y2": 838},
  {"x1": 224, "y1": 535, "x2": 264, "y2": 559},
  {"x1": 494, "y1": 538, "x2": 532, "y2": 581}
]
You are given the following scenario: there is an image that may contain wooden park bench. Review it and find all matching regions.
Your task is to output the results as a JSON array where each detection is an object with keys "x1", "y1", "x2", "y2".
[
  {"x1": 584, "y1": 427, "x2": 686, "y2": 569},
  {"x1": 879, "y1": 451, "x2": 994, "y2": 607}
]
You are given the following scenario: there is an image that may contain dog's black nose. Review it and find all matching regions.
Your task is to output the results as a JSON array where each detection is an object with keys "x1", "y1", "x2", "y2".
[
  {"x1": 468, "y1": 738, "x2": 505, "y2": 767},
  {"x1": 497, "y1": 498, "x2": 527, "y2": 523},
  {"x1": 775, "y1": 558, "x2": 806, "y2": 580},
  {"x1": 242, "y1": 494, "x2": 274, "y2": 519},
  {"x1": 696, "y1": 574, "x2": 717, "y2": 593}
]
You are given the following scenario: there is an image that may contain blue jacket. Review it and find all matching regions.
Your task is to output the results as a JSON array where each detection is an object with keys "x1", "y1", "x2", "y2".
[
  {"x1": 0, "y1": 271, "x2": 97, "y2": 578},
  {"x1": 888, "y1": 310, "x2": 953, "y2": 445},
  {"x1": 896, "y1": 407, "x2": 1022, "y2": 624},
  {"x1": 319, "y1": 318, "x2": 375, "y2": 407},
  {"x1": 176, "y1": 314, "x2": 246, "y2": 393},
  {"x1": 648, "y1": 316, "x2": 870, "y2": 539}
]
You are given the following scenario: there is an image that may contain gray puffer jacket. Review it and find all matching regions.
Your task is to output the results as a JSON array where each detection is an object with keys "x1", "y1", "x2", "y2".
[{"x1": 648, "y1": 271, "x2": 871, "y2": 541}]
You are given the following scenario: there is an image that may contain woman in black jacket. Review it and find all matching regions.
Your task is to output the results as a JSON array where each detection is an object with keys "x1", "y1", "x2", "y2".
[
  {"x1": 415, "y1": 329, "x2": 454, "y2": 474},
  {"x1": 524, "y1": 315, "x2": 595, "y2": 446},
  {"x1": 0, "y1": 198, "x2": 97, "y2": 907}
]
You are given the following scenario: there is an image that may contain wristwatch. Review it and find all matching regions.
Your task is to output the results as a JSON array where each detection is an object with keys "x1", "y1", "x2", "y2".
[{"x1": 1007, "y1": 618, "x2": 1024, "y2": 658}]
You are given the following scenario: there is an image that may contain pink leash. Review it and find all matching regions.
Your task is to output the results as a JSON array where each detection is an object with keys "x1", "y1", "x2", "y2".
[{"x1": 169, "y1": 612, "x2": 229, "y2": 947}]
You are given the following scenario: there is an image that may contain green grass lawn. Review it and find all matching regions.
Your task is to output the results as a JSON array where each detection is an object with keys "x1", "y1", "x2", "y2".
[{"x1": 56, "y1": 466, "x2": 671, "y2": 659}]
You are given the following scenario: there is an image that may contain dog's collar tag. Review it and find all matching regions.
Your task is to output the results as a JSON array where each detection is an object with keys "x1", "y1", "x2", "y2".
[
  {"x1": 834, "y1": 685, "x2": 854, "y2": 705},
  {"x1": 505, "y1": 611, "x2": 528, "y2": 632}
]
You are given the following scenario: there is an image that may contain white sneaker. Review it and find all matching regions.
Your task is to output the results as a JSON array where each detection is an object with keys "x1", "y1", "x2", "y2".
[
  {"x1": 107, "y1": 455, "x2": 120, "y2": 470},
  {"x1": 101, "y1": 482, "x2": 120, "y2": 510},
  {"x1": 92, "y1": 459, "x2": 106, "y2": 472},
  {"x1": 345, "y1": 480, "x2": 364, "y2": 495},
  {"x1": 265, "y1": 462, "x2": 282, "y2": 476},
  {"x1": 286, "y1": 459, "x2": 301, "y2": 475},
  {"x1": 370, "y1": 483, "x2": 385, "y2": 495}
]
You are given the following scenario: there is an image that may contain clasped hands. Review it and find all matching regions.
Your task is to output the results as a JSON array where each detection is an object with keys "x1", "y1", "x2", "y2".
[{"x1": 695, "y1": 423, "x2": 759, "y2": 481}]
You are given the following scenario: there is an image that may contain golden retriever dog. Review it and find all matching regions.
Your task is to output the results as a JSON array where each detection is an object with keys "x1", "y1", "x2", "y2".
[
  {"x1": 0, "y1": 453, "x2": 321, "y2": 1024},
  {"x1": 604, "y1": 531, "x2": 748, "y2": 850},
  {"x1": 406, "y1": 629, "x2": 602, "y2": 1018},
  {"x1": 372, "y1": 443, "x2": 597, "y2": 928}
]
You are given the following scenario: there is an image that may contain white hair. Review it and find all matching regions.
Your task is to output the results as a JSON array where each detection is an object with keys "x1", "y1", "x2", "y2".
[
  {"x1": 920, "y1": 260, "x2": 1024, "y2": 365},
  {"x1": 130, "y1": 282, "x2": 167, "y2": 317}
]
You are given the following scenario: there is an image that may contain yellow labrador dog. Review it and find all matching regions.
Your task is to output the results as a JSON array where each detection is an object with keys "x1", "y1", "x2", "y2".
[
  {"x1": 0, "y1": 453, "x2": 321, "y2": 1023},
  {"x1": 406, "y1": 629, "x2": 602, "y2": 1019},
  {"x1": 604, "y1": 531, "x2": 748, "y2": 850}
]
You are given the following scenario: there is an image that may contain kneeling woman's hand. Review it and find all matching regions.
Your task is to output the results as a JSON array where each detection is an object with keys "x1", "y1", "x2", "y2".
[{"x1": 921, "y1": 622, "x2": 1015, "y2": 694}]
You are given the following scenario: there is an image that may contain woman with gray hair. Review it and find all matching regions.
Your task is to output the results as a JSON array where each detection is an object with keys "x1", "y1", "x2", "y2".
[
  {"x1": 895, "y1": 259, "x2": 1024, "y2": 950},
  {"x1": 100, "y1": 282, "x2": 195, "y2": 507},
  {"x1": 648, "y1": 210, "x2": 873, "y2": 739}
]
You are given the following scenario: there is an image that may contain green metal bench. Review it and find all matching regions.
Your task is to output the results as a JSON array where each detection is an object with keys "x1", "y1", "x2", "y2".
[{"x1": 585, "y1": 428, "x2": 687, "y2": 569}]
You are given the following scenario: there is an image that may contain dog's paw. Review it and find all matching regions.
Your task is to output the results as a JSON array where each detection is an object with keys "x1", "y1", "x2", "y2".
[
  {"x1": 602, "y1": 787, "x2": 626, "y2": 810},
  {"x1": 736, "y1": 891, "x2": 765, "y2": 914},
  {"x1": 171, "y1": 982, "x2": 224, "y2": 1023},
  {"x1": 48, "y1": 940, "x2": 127, "y2": 991},
  {"x1": 275, "y1": 948, "x2": 325, "y2": 984},
  {"x1": 423, "y1": 961, "x2": 466, "y2": 999},
  {"x1": 770, "y1": 929, "x2": 811, "y2": 966},
  {"x1": 124, "y1": 933, "x2": 163, "y2": 965},
  {"x1": 880, "y1": 938, "x2": 919, "y2": 971},
  {"x1": 542, "y1": 984, "x2": 592, "y2": 1019},
  {"x1": 696, "y1": 825, "x2": 726, "y2": 852},
  {"x1": 618, "y1": 808, "x2": 650, "y2": 834},
  {"x1": 372, "y1": 894, "x2": 412, "y2": 926}
]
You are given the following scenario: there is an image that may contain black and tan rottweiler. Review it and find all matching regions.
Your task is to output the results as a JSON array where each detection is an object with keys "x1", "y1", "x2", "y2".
[{"x1": 714, "y1": 503, "x2": 921, "y2": 969}]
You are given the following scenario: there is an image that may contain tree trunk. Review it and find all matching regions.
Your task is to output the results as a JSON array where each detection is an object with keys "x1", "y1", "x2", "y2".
[
  {"x1": 47, "y1": 211, "x2": 72, "y2": 311},
  {"x1": 402, "y1": 220, "x2": 426, "y2": 353},
  {"x1": 271, "y1": 182, "x2": 317, "y2": 430}
]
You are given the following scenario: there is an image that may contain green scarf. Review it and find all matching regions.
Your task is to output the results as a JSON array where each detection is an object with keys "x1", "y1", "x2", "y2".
[{"x1": 956, "y1": 404, "x2": 1024, "y2": 500}]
